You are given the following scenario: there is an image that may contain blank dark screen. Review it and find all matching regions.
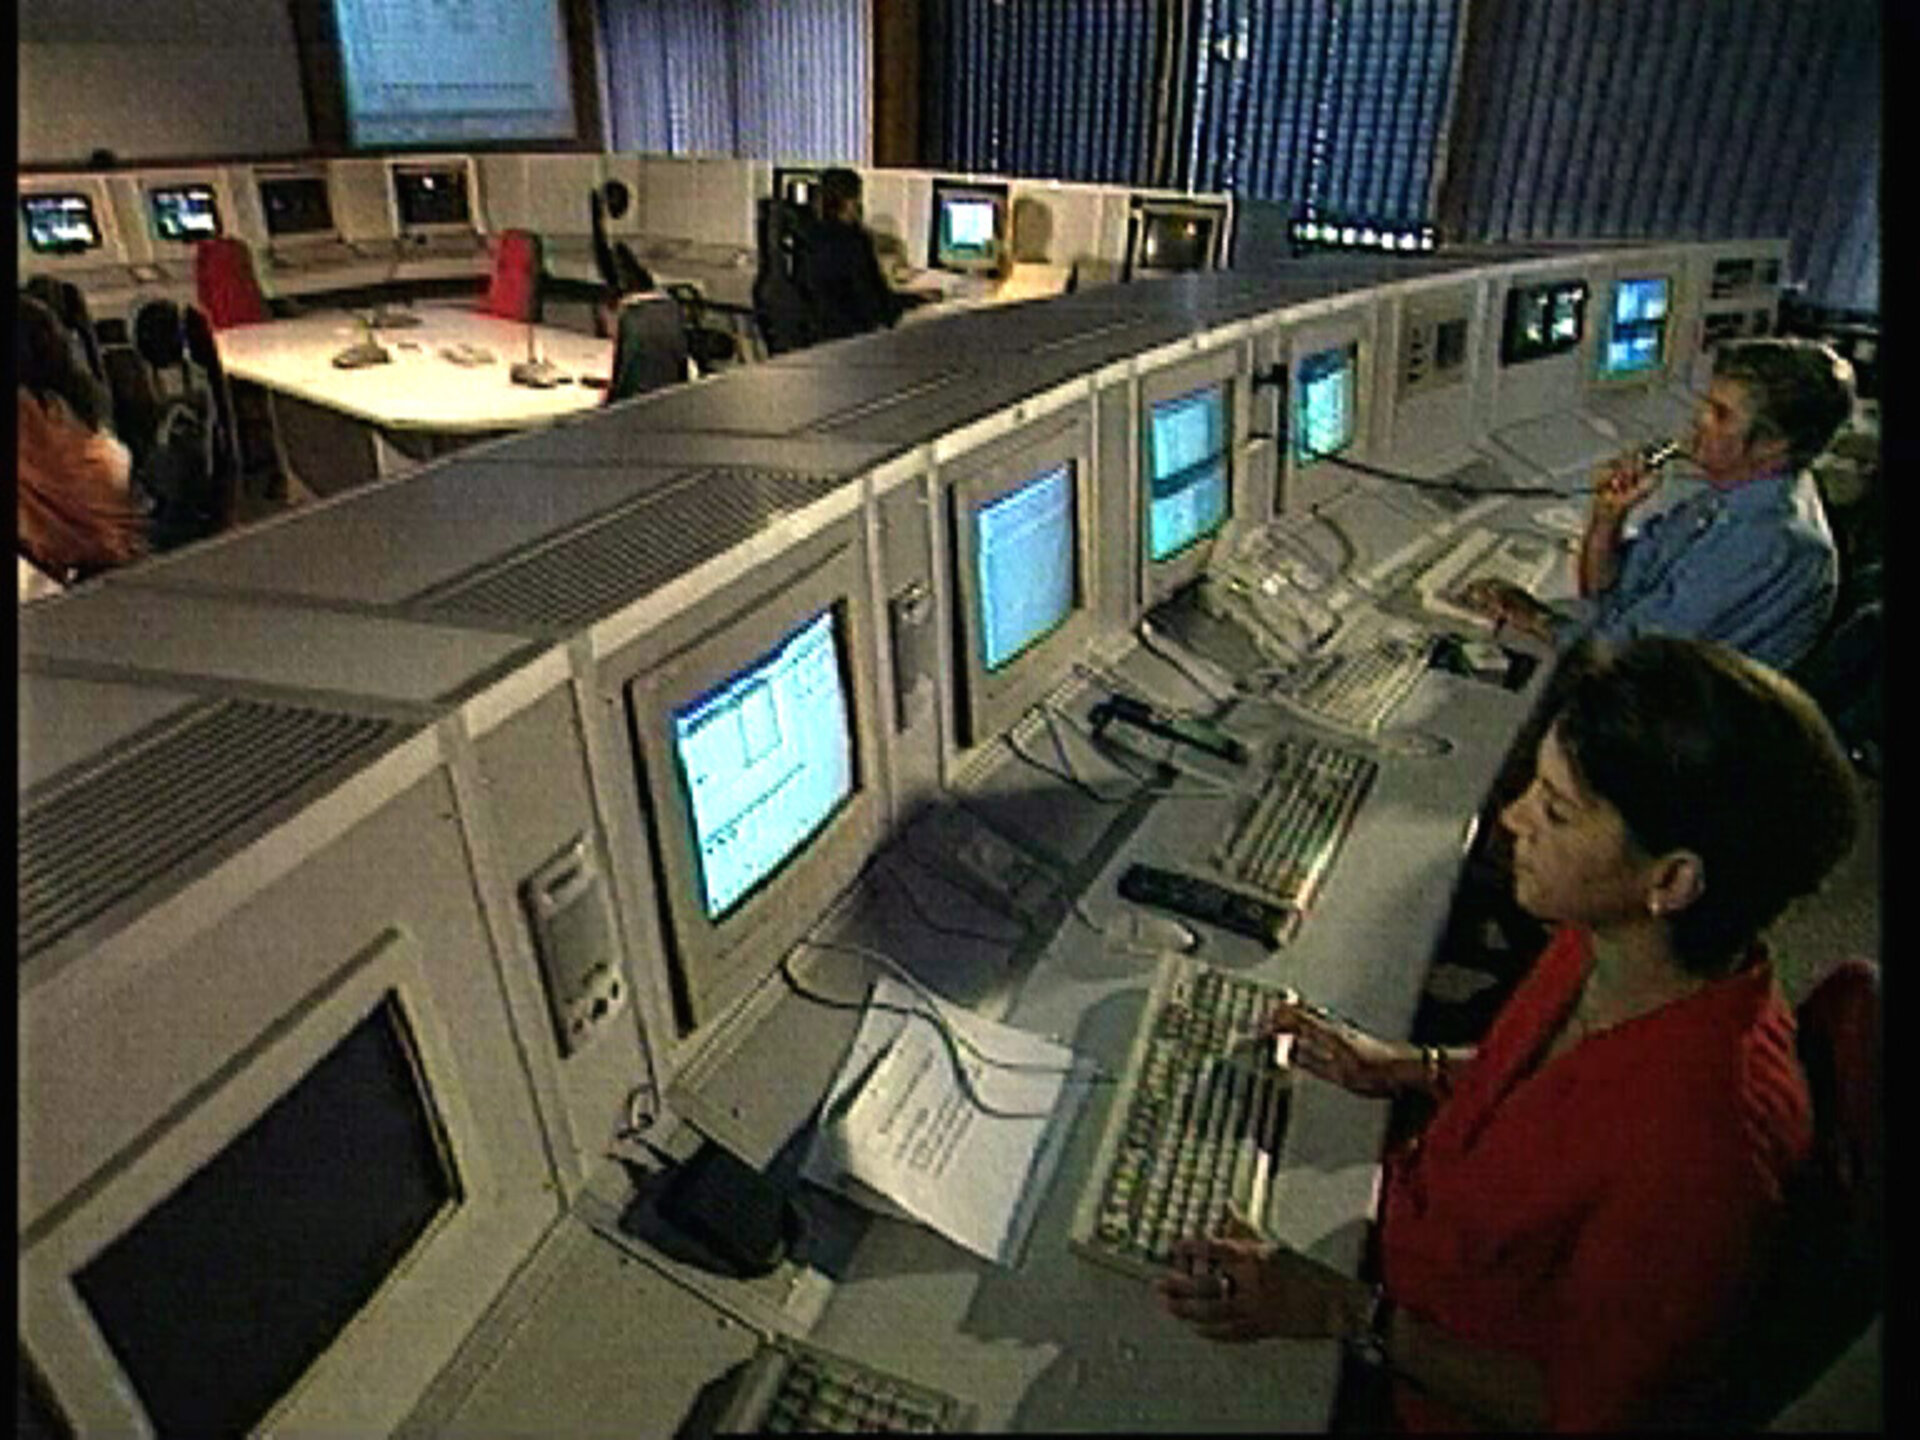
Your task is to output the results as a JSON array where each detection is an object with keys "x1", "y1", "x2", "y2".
[{"x1": 74, "y1": 994, "x2": 457, "y2": 1436}]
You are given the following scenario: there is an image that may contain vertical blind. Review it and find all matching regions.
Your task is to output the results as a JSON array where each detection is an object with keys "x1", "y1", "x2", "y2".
[
  {"x1": 1440, "y1": 0, "x2": 1880, "y2": 311},
  {"x1": 598, "y1": 0, "x2": 868, "y2": 162}
]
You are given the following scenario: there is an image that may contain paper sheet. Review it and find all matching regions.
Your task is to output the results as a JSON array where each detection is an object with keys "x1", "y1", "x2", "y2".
[{"x1": 802, "y1": 977, "x2": 1088, "y2": 1265}]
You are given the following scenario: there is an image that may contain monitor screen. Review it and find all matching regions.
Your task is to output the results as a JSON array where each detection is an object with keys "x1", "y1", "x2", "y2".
[
  {"x1": 71, "y1": 996, "x2": 455, "y2": 1436},
  {"x1": 774, "y1": 167, "x2": 820, "y2": 212},
  {"x1": 1294, "y1": 345, "x2": 1357, "y2": 464},
  {"x1": 1147, "y1": 385, "x2": 1230, "y2": 562},
  {"x1": 1601, "y1": 275, "x2": 1670, "y2": 377},
  {"x1": 975, "y1": 462, "x2": 1077, "y2": 673},
  {"x1": 670, "y1": 608, "x2": 856, "y2": 921},
  {"x1": 21, "y1": 193, "x2": 103, "y2": 255},
  {"x1": 929, "y1": 180, "x2": 1006, "y2": 274},
  {"x1": 148, "y1": 184, "x2": 222, "y2": 243},
  {"x1": 393, "y1": 165, "x2": 473, "y2": 229},
  {"x1": 259, "y1": 173, "x2": 337, "y2": 238},
  {"x1": 1501, "y1": 279, "x2": 1588, "y2": 365},
  {"x1": 1136, "y1": 207, "x2": 1217, "y2": 275}
]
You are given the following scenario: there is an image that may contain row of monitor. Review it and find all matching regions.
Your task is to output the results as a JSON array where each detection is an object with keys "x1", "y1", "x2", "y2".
[{"x1": 20, "y1": 239, "x2": 1772, "y2": 1434}]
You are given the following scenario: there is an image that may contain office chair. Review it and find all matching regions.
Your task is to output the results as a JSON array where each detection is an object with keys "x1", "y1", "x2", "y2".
[
  {"x1": 663, "y1": 281, "x2": 742, "y2": 374},
  {"x1": 590, "y1": 183, "x2": 656, "y2": 319},
  {"x1": 751, "y1": 197, "x2": 817, "y2": 356},
  {"x1": 22, "y1": 274, "x2": 107, "y2": 386},
  {"x1": 605, "y1": 292, "x2": 690, "y2": 403},
  {"x1": 1681, "y1": 957, "x2": 1882, "y2": 1427},
  {"x1": 192, "y1": 235, "x2": 272, "y2": 330},
  {"x1": 483, "y1": 227, "x2": 545, "y2": 323},
  {"x1": 122, "y1": 297, "x2": 227, "y2": 550}
]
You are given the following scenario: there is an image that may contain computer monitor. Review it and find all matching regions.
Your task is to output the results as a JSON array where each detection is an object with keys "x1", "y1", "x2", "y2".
[
  {"x1": 147, "y1": 182, "x2": 223, "y2": 243},
  {"x1": 258, "y1": 169, "x2": 338, "y2": 240},
  {"x1": 774, "y1": 166, "x2": 821, "y2": 213},
  {"x1": 620, "y1": 537, "x2": 884, "y2": 1036},
  {"x1": 946, "y1": 414, "x2": 1095, "y2": 749},
  {"x1": 1138, "y1": 347, "x2": 1241, "y2": 605},
  {"x1": 20, "y1": 742, "x2": 559, "y2": 1436},
  {"x1": 20, "y1": 192, "x2": 104, "y2": 255},
  {"x1": 1598, "y1": 274, "x2": 1671, "y2": 379},
  {"x1": 928, "y1": 179, "x2": 1008, "y2": 275},
  {"x1": 1125, "y1": 198, "x2": 1224, "y2": 280},
  {"x1": 391, "y1": 160, "x2": 476, "y2": 235},
  {"x1": 1293, "y1": 342, "x2": 1358, "y2": 466},
  {"x1": 1501, "y1": 278, "x2": 1589, "y2": 365}
]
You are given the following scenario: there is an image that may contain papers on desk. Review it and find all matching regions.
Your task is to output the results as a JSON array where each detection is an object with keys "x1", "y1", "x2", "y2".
[{"x1": 802, "y1": 977, "x2": 1091, "y2": 1266}]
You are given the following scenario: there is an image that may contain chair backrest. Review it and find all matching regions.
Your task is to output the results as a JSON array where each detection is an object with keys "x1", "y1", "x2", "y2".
[
  {"x1": 484, "y1": 228, "x2": 545, "y2": 322},
  {"x1": 191, "y1": 236, "x2": 271, "y2": 330},
  {"x1": 606, "y1": 292, "x2": 689, "y2": 403},
  {"x1": 751, "y1": 197, "x2": 817, "y2": 356},
  {"x1": 121, "y1": 297, "x2": 228, "y2": 550},
  {"x1": 1697, "y1": 958, "x2": 1882, "y2": 1426},
  {"x1": 22, "y1": 274, "x2": 106, "y2": 383}
]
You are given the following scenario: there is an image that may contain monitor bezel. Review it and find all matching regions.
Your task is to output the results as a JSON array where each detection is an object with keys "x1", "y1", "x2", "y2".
[
  {"x1": 927, "y1": 177, "x2": 1009, "y2": 276},
  {"x1": 619, "y1": 535, "x2": 884, "y2": 1039},
  {"x1": 20, "y1": 923, "x2": 549, "y2": 1436},
  {"x1": 145, "y1": 180, "x2": 226, "y2": 245},
  {"x1": 19, "y1": 191, "x2": 105, "y2": 256},
  {"x1": 388, "y1": 157, "x2": 480, "y2": 237},
  {"x1": 1124, "y1": 198, "x2": 1226, "y2": 281},
  {"x1": 1138, "y1": 345, "x2": 1243, "y2": 608},
  {"x1": 945, "y1": 410, "x2": 1097, "y2": 752},
  {"x1": 1595, "y1": 271, "x2": 1673, "y2": 382},
  {"x1": 255, "y1": 165, "x2": 341, "y2": 243}
]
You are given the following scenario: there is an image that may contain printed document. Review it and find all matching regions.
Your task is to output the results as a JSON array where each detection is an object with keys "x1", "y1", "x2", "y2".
[{"x1": 802, "y1": 977, "x2": 1090, "y2": 1265}]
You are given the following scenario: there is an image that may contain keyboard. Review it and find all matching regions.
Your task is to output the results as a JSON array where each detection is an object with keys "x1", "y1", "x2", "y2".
[
  {"x1": 709, "y1": 1337, "x2": 973, "y2": 1434},
  {"x1": 1414, "y1": 526, "x2": 1562, "y2": 630},
  {"x1": 1215, "y1": 735, "x2": 1377, "y2": 909},
  {"x1": 1266, "y1": 608, "x2": 1434, "y2": 736},
  {"x1": 1071, "y1": 953, "x2": 1294, "y2": 1278}
]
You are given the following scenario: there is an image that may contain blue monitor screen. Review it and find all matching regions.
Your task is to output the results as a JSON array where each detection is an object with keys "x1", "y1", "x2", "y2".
[
  {"x1": 672, "y1": 609, "x2": 855, "y2": 920},
  {"x1": 149, "y1": 185, "x2": 222, "y2": 243},
  {"x1": 1295, "y1": 345, "x2": 1356, "y2": 462},
  {"x1": 21, "y1": 193, "x2": 103, "y2": 254},
  {"x1": 1602, "y1": 275, "x2": 1670, "y2": 376},
  {"x1": 1147, "y1": 386, "x2": 1230, "y2": 562},
  {"x1": 931, "y1": 183, "x2": 1005, "y2": 272},
  {"x1": 976, "y1": 463, "x2": 1076, "y2": 672}
]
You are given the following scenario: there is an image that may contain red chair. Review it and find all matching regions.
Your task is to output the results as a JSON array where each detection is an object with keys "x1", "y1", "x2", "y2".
[
  {"x1": 482, "y1": 228, "x2": 544, "y2": 322},
  {"x1": 192, "y1": 236, "x2": 271, "y2": 330},
  {"x1": 1690, "y1": 957, "x2": 1882, "y2": 1425}
]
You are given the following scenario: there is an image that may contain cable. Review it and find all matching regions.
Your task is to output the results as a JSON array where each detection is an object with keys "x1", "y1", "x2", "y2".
[
  {"x1": 1303, "y1": 447, "x2": 1574, "y2": 498},
  {"x1": 872, "y1": 850, "x2": 1028, "y2": 947}
]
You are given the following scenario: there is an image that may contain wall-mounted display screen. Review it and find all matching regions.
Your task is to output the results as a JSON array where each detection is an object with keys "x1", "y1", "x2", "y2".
[
  {"x1": 1147, "y1": 386, "x2": 1230, "y2": 562},
  {"x1": 21, "y1": 193, "x2": 103, "y2": 254},
  {"x1": 148, "y1": 184, "x2": 223, "y2": 243},
  {"x1": 670, "y1": 608, "x2": 855, "y2": 921}
]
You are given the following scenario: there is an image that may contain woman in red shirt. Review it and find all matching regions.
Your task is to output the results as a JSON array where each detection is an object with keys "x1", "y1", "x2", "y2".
[{"x1": 1158, "y1": 635, "x2": 1859, "y2": 1430}]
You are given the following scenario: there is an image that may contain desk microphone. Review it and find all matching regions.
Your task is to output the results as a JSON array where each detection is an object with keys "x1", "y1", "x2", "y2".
[
  {"x1": 331, "y1": 313, "x2": 392, "y2": 369},
  {"x1": 368, "y1": 235, "x2": 425, "y2": 330},
  {"x1": 509, "y1": 321, "x2": 564, "y2": 388}
]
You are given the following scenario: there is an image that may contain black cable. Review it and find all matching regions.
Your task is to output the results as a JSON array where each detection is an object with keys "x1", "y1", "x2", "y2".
[{"x1": 1304, "y1": 446, "x2": 1576, "y2": 498}]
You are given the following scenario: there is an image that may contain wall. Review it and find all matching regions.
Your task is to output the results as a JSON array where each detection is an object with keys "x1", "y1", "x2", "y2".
[{"x1": 19, "y1": 0, "x2": 310, "y2": 167}]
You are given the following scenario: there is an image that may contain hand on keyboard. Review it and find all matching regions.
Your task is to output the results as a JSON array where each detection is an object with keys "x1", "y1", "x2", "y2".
[
  {"x1": 1259, "y1": 995, "x2": 1411, "y2": 1098},
  {"x1": 1456, "y1": 577, "x2": 1553, "y2": 642},
  {"x1": 1157, "y1": 1210, "x2": 1373, "y2": 1343}
]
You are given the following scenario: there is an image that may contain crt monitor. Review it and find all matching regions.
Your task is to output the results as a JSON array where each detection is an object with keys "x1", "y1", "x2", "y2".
[
  {"x1": 258, "y1": 171, "x2": 338, "y2": 239},
  {"x1": 928, "y1": 179, "x2": 1008, "y2": 274},
  {"x1": 148, "y1": 182, "x2": 223, "y2": 243},
  {"x1": 1501, "y1": 278, "x2": 1588, "y2": 365},
  {"x1": 1138, "y1": 346, "x2": 1241, "y2": 606},
  {"x1": 392, "y1": 162, "x2": 475, "y2": 232},
  {"x1": 1599, "y1": 274, "x2": 1671, "y2": 379},
  {"x1": 947, "y1": 414, "x2": 1095, "y2": 749},
  {"x1": 1127, "y1": 199, "x2": 1223, "y2": 279},
  {"x1": 774, "y1": 166, "x2": 821, "y2": 213},
  {"x1": 21, "y1": 192, "x2": 103, "y2": 255},
  {"x1": 1293, "y1": 343, "x2": 1358, "y2": 466},
  {"x1": 622, "y1": 538, "x2": 884, "y2": 1036}
]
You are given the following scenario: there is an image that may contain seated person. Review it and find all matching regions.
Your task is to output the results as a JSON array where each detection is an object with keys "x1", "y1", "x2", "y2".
[
  {"x1": 17, "y1": 293, "x2": 147, "y2": 593},
  {"x1": 1157, "y1": 634, "x2": 1860, "y2": 1430},
  {"x1": 1462, "y1": 338, "x2": 1853, "y2": 674},
  {"x1": 799, "y1": 167, "x2": 915, "y2": 343}
]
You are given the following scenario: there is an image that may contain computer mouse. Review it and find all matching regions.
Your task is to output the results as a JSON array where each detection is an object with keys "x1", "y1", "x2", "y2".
[{"x1": 1106, "y1": 908, "x2": 1201, "y2": 955}]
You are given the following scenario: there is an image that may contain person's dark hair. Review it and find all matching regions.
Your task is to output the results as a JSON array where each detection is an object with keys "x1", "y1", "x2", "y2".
[
  {"x1": 1550, "y1": 635, "x2": 1860, "y2": 975},
  {"x1": 818, "y1": 167, "x2": 862, "y2": 218},
  {"x1": 1713, "y1": 337, "x2": 1856, "y2": 472},
  {"x1": 17, "y1": 291, "x2": 107, "y2": 431}
]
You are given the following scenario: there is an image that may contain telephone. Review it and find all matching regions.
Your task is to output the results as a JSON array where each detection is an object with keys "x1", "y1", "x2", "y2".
[{"x1": 1198, "y1": 522, "x2": 1347, "y2": 667}]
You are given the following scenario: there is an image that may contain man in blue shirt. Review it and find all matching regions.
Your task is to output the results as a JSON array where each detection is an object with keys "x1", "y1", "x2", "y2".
[{"x1": 1463, "y1": 338, "x2": 1854, "y2": 674}]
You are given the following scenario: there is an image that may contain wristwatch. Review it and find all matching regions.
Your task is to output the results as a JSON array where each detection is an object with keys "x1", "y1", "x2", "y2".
[{"x1": 1343, "y1": 1283, "x2": 1393, "y2": 1370}]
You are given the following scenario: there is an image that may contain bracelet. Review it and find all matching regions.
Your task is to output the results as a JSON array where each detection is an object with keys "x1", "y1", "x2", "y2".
[
  {"x1": 1343, "y1": 1283, "x2": 1393, "y2": 1370},
  {"x1": 1420, "y1": 1044, "x2": 1451, "y2": 1096}
]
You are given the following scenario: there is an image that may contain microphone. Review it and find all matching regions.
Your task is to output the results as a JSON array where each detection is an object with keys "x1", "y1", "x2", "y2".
[
  {"x1": 508, "y1": 321, "x2": 563, "y2": 388},
  {"x1": 1639, "y1": 438, "x2": 1683, "y2": 470},
  {"x1": 331, "y1": 312, "x2": 392, "y2": 369}
]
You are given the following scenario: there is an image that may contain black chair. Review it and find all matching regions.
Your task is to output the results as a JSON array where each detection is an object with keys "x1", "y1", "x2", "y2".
[
  {"x1": 120, "y1": 297, "x2": 226, "y2": 550},
  {"x1": 22, "y1": 274, "x2": 107, "y2": 388},
  {"x1": 751, "y1": 197, "x2": 817, "y2": 356},
  {"x1": 591, "y1": 183, "x2": 656, "y2": 299},
  {"x1": 606, "y1": 292, "x2": 690, "y2": 402}
]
